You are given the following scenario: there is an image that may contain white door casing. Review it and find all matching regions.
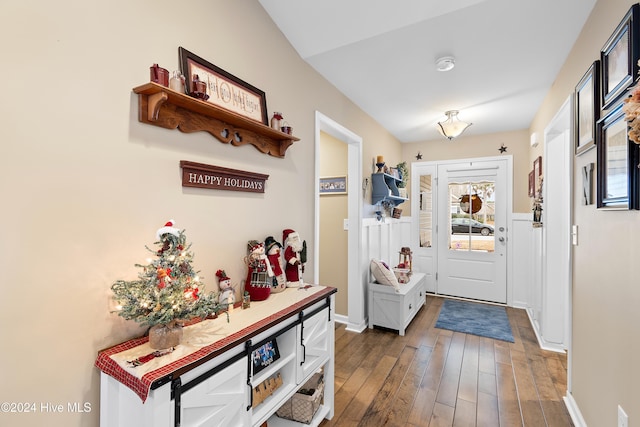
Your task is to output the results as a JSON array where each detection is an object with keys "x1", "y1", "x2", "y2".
[{"x1": 411, "y1": 156, "x2": 512, "y2": 304}]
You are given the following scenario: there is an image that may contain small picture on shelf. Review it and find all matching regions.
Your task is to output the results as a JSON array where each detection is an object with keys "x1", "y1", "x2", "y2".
[
  {"x1": 251, "y1": 339, "x2": 280, "y2": 375},
  {"x1": 388, "y1": 167, "x2": 400, "y2": 180}
]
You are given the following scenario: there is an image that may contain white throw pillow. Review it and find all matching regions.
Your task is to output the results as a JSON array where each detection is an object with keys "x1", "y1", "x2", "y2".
[{"x1": 370, "y1": 259, "x2": 400, "y2": 290}]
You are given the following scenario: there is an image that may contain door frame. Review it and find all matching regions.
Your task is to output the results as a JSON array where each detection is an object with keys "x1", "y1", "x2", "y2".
[
  {"x1": 411, "y1": 155, "x2": 513, "y2": 303},
  {"x1": 314, "y1": 111, "x2": 364, "y2": 332},
  {"x1": 542, "y1": 96, "x2": 573, "y2": 383}
]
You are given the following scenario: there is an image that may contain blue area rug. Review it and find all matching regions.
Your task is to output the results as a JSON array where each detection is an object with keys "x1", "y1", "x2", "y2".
[{"x1": 435, "y1": 299, "x2": 514, "y2": 343}]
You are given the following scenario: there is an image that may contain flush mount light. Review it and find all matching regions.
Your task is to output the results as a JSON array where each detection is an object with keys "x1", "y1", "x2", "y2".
[
  {"x1": 437, "y1": 110, "x2": 472, "y2": 140},
  {"x1": 435, "y1": 56, "x2": 455, "y2": 72}
]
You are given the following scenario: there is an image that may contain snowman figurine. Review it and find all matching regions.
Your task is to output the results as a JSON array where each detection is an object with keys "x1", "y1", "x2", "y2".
[{"x1": 215, "y1": 269, "x2": 236, "y2": 306}]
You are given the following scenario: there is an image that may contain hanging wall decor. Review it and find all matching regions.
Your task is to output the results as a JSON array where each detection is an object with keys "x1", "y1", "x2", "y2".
[
  {"x1": 575, "y1": 60, "x2": 600, "y2": 155},
  {"x1": 180, "y1": 161, "x2": 269, "y2": 193},
  {"x1": 600, "y1": 4, "x2": 640, "y2": 110},
  {"x1": 179, "y1": 47, "x2": 268, "y2": 125},
  {"x1": 595, "y1": 102, "x2": 640, "y2": 209}
]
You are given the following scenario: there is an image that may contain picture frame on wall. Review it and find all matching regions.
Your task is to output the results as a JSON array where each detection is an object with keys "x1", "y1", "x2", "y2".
[
  {"x1": 528, "y1": 170, "x2": 535, "y2": 198},
  {"x1": 596, "y1": 102, "x2": 640, "y2": 209},
  {"x1": 319, "y1": 176, "x2": 347, "y2": 195},
  {"x1": 533, "y1": 156, "x2": 542, "y2": 197},
  {"x1": 575, "y1": 61, "x2": 600, "y2": 155},
  {"x1": 600, "y1": 4, "x2": 640, "y2": 110},
  {"x1": 178, "y1": 47, "x2": 269, "y2": 125}
]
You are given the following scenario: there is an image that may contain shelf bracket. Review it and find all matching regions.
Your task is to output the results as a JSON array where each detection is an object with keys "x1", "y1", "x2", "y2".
[{"x1": 147, "y1": 91, "x2": 169, "y2": 121}]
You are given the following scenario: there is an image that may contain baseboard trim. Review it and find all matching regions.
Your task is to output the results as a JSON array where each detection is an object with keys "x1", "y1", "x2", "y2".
[
  {"x1": 563, "y1": 392, "x2": 587, "y2": 427},
  {"x1": 334, "y1": 314, "x2": 348, "y2": 325},
  {"x1": 344, "y1": 318, "x2": 367, "y2": 333},
  {"x1": 525, "y1": 308, "x2": 566, "y2": 353}
]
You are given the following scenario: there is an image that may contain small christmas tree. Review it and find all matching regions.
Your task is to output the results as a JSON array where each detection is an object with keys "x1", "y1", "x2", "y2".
[{"x1": 111, "y1": 220, "x2": 220, "y2": 329}]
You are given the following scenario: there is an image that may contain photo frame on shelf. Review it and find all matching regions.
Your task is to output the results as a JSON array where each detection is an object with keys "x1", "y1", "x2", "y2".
[
  {"x1": 533, "y1": 156, "x2": 542, "y2": 197},
  {"x1": 319, "y1": 176, "x2": 347, "y2": 195},
  {"x1": 600, "y1": 4, "x2": 640, "y2": 110},
  {"x1": 575, "y1": 61, "x2": 600, "y2": 155},
  {"x1": 528, "y1": 170, "x2": 535, "y2": 197},
  {"x1": 251, "y1": 338, "x2": 280, "y2": 375},
  {"x1": 596, "y1": 102, "x2": 640, "y2": 209},
  {"x1": 178, "y1": 47, "x2": 268, "y2": 125}
]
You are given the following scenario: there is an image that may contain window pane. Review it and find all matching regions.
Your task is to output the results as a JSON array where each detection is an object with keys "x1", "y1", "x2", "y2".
[
  {"x1": 448, "y1": 180, "x2": 495, "y2": 252},
  {"x1": 419, "y1": 175, "x2": 433, "y2": 247}
]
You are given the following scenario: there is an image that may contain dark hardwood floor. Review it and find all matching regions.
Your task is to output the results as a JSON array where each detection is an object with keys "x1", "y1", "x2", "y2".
[{"x1": 321, "y1": 296, "x2": 573, "y2": 427}]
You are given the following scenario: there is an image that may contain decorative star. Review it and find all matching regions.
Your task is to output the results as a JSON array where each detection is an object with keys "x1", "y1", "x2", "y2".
[
  {"x1": 416, "y1": 151, "x2": 423, "y2": 160},
  {"x1": 499, "y1": 144, "x2": 507, "y2": 153}
]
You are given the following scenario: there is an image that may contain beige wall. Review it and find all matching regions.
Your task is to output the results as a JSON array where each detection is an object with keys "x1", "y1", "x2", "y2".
[
  {"x1": 319, "y1": 132, "x2": 348, "y2": 316},
  {"x1": 0, "y1": 1, "x2": 400, "y2": 426},
  {"x1": 401, "y1": 130, "x2": 531, "y2": 214},
  {"x1": 530, "y1": 1, "x2": 640, "y2": 426}
]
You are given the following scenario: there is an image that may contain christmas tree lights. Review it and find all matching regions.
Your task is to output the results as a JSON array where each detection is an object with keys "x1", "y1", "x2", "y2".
[{"x1": 111, "y1": 220, "x2": 221, "y2": 328}]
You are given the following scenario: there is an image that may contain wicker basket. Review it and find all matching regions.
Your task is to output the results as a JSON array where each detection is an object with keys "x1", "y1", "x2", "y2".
[{"x1": 276, "y1": 372, "x2": 324, "y2": 424}]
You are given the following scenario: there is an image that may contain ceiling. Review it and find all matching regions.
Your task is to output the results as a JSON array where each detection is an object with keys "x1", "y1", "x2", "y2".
[{"x1": 258, "y1": 0, "x2": 597, "y2": 142}]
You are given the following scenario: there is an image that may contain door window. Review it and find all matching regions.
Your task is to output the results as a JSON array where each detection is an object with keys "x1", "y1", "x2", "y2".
[
  {"x1": 419, "y1": 174, "x2": 433, "y2": 247},
  {"x1": 448, "y1": 180, "x2": 495, "y2": 252}
]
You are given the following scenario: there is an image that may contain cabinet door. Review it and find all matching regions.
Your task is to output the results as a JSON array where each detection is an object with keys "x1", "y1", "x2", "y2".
[
  {"x1": 179, "y1": 358, "x2": 250, "y2": 426},
  {"x1": 298, "y1": 308, "x2": 330, "y2": 381}
]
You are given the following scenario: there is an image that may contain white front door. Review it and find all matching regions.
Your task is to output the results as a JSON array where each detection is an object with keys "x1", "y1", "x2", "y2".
[{"x1": 436, "y1": 159, "x2": 509, "y2": 303}]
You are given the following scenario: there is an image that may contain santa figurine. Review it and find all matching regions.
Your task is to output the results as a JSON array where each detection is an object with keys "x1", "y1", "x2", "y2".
[
  {"x1": 215, "y1": 269, "x2": 236, "y2": 306},
  {"x1": 244, "y1": 240, "x2": 273, "y2": 301},
  {"x1": 283, "y1": 229, "x2": 306, "y2": 288},
  {"x1": 265, "y1": 236, "x2": 286, "y2": 293}
]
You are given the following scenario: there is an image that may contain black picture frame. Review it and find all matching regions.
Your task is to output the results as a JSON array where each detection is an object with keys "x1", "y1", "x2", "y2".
[
  {"x1": 250, "y1": 339, "x2": 280, "y2": 375},
  {"x1": 575, "y1": 61, "x2": 600, "y2": 155},
  {"x1": 178, "y1": 47, "x2": 269, "y2": 125},
  {"x1": 596, "y1": 102, "x2": 640, "y2": 209},
  {"x1": 600, "y1": 4, "x2": 640, "y2": 110}
]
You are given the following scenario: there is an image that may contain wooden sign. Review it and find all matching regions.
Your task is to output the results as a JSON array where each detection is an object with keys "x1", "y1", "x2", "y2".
[{"x1": 180, "y1": 161, "x2": 268, "y2": 193}]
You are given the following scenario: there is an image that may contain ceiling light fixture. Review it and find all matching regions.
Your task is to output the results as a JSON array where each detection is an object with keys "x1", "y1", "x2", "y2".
[
  {"x1": 437, "y1": 110, "x2": 472, "y2": 140},
  {"x1": 435, "y1": 56, "x2": 455, "y2": 72}
]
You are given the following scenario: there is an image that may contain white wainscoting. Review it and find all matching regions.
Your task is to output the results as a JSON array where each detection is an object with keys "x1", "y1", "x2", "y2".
[{"x1": 361, "y1": 217, "x2": 412, "y2": 326}]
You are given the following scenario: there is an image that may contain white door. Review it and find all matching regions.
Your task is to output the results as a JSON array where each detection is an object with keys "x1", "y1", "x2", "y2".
[{"x1": 437, "y1": 159, "x2": 508, "y2": 303}]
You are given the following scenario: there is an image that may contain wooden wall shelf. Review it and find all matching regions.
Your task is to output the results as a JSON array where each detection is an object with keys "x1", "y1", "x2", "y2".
[{"x1": 133, "y1": 82, "x2": 300, "y2": 158}]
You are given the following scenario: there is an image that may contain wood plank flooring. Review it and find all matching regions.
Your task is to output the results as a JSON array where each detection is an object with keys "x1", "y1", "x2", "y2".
[{"x1": 320, "y1": 296, "x2": 573, "y2": 427}]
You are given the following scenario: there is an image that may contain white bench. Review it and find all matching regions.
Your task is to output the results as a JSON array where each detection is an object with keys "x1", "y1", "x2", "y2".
[{"x1": 368, "y1": 272, "x2": 426, "y2": 336}]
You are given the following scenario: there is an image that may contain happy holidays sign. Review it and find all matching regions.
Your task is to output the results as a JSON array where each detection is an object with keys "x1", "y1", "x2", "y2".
[{"x1": 180, "y1": 161, "x2": 268, "y2": 193}]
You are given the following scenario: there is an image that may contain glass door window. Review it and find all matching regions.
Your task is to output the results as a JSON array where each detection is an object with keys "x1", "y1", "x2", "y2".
[{"x1": 448, "y1": 180, "x2": 495, "y2": 252}]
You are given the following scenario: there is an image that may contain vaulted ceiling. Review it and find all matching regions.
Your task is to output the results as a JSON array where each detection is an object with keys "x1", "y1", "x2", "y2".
[{"x1": 259, "y1": 0, "x2": 597, "y2": 142}]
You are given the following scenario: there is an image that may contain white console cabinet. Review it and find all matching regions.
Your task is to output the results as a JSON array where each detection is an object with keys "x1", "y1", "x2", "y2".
[
  {"x1": 98, "y1": 287, "x2": 336, "y2": 427},
  {"x1": 368, "y1": 273, "x2": 426, "y2": 336}
]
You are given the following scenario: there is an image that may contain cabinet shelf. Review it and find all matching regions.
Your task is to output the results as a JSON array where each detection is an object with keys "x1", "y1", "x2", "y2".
[
  {"x1": 132, "y1": 82, "x2": 300, "y2": 158},
  {"x1": 371, "y1": 172, "x2": 408, "y2": 206}
]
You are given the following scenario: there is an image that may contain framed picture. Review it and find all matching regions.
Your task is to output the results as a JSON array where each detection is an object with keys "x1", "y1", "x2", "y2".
[
  {"x1": 528, "y1": 170, "x2": 535, "y2": 197},
  {"x1": 251, "y1": 339, "x2": 280, "y2": 375},
  {"x1": 319, "y1": 176, "x2": 347, "y2": 195},
  {"x1": 596, "y1": 102, "x2": 640, "y2": 209},
  {"x1": 575, "y1": 61, "x2": 600, "y2": 155},
  {"x1": 533, "y1": 156, "x2": 542, "y2": 197},
  {"x1": 179, "y1": 47, "x2": 268, "y2": 125},
  {"x1": 600, "y1": 4, "x2": 640, "y2": 110}
]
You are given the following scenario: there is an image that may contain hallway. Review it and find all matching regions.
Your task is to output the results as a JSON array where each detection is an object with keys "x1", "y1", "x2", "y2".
[{"x1": 322, "y1": 296, "x2": 572, "y2": 426}]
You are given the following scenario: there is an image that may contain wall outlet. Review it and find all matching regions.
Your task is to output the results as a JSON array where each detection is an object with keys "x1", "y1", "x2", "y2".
[{"x1": 618, "y1": 405, "x2": 628, "y2": 427}]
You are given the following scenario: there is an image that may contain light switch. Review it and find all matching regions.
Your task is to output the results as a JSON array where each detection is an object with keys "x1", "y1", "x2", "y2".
[
  {"x1": 343, "y1": 219, "x2": 349, "y2": 230},
  {"x1": 572, "y1": 225, "x2": 578, "y2": 245}
]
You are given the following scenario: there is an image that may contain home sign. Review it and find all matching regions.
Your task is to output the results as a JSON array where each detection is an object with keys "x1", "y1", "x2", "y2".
[{"x1": 180, "y1": 161, "x2": 268, "y2": 193}]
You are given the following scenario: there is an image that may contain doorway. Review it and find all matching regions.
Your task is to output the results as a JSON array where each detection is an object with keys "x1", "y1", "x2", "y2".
[
  {"x1": 314, "y1": 111, "x2": 364, "y2": 331},
  {"x1": 411, "y1": 156, "x2": 512, "y2": 303}
]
